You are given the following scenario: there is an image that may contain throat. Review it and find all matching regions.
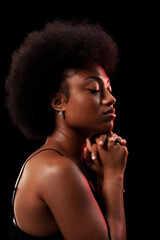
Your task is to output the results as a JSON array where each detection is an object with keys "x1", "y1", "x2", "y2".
[{"x1": 44, "y1": 129, "x2": 86, "y2": 165}]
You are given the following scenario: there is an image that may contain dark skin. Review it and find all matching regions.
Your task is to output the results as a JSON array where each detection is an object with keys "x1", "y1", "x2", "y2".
[{"x1": 14, "y1": 64, "x2": 128, "y2": 239}]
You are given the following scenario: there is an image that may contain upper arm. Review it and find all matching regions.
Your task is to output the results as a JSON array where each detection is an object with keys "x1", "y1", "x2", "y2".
[{"x1": 41, "y1": 159, "x2": 108, "y2": 240}]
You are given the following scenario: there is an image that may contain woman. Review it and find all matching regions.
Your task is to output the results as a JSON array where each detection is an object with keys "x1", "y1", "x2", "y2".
[{"x1": 4, "y1": 20, "x2": 128, "y2": 240}]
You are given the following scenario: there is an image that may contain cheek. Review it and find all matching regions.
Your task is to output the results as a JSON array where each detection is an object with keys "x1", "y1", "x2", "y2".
[{"x1": 65, "y1": 93, "x2": 100, "y2": 126}]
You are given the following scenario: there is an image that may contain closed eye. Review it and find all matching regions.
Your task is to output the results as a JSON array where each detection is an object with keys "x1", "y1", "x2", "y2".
[{"x1": 87, "y1": 89, "x2": 100, "y2": 93}]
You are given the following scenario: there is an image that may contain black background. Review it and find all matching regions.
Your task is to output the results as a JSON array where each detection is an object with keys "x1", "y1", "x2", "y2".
[{"x1": 0, "y1": 2, "x2": 156, "y2": 239}]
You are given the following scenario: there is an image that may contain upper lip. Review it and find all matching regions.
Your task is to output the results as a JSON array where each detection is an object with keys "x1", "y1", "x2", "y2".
[{"x1": 103, "y1": 108, "x2": 115, "y2": 115}]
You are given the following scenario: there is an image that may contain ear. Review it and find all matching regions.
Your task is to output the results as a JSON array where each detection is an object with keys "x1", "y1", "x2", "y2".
[{"x1": 50, "y1": 92, "x2": 67, "y2": 112}]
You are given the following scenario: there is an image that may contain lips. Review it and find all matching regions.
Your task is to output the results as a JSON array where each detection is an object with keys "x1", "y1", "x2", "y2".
[
  {"x1": 103, "y1": 108, "x2": 115, "y2": 115},
  {"x1": 102, "y1": 108, "x2": 116, "y2": 120}
]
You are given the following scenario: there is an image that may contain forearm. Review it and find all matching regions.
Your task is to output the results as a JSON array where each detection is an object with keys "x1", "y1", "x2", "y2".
[{"x1": 100, "y1": 175, "x2": 126, "y2": 240}]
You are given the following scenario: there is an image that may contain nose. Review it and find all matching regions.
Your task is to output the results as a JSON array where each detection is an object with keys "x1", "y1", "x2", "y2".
[{"x1": 102, "y1": 90, "x2": 116, "y2": 106}]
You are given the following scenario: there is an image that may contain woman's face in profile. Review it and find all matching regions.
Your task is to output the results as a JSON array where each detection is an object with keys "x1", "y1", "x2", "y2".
[{"x1": 64, "y1": 64, "x2": 116, "y2": 136}]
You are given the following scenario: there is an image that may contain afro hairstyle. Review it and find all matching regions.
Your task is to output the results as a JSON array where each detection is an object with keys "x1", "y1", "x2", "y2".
[{"x1": 5, "y1": 19, "x2": 119, "y2": 140}]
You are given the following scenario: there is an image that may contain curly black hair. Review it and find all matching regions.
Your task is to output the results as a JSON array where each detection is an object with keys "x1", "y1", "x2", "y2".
[{"x1": 5, "y1": 19, "x2": 119, "y2": 140}]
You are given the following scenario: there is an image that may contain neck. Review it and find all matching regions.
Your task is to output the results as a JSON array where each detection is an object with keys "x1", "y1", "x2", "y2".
[{"x1": 43, "y1": 127, "x2": 87, "y2": 164}]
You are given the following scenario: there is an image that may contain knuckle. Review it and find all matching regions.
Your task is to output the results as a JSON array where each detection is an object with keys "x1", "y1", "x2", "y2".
[
  {"x1": 86, "y1": 138, "x2": 92, "y2": 150},
  {"x1": 121, "y1": 145, "x2": 128, "y2": 155},
  {"x1": 91, "y1": 143, "x2": 97, "y2": 152},
  {"x1": 85, "y1": 158, "x2": 92, "y2": 167},
  {"x1": 101, "y1": 134, "x2": 107, "y2": 141}
]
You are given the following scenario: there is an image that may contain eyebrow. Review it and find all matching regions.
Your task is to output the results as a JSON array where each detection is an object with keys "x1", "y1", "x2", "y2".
[{"x1": 84, "y1": 75, "x2": 110, "y2": 84}]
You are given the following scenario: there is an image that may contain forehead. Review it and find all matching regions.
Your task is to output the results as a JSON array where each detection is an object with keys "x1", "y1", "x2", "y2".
[{"x1": 65, "y1": 64, "x2": 110, "y2": 87}]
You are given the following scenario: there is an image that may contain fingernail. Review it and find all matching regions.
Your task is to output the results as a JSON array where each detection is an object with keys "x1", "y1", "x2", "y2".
[
  {"x1": 99, "y1": 141, "x2": 104, "y2": 146},
  {"x1": 92, "y1": 154, "x2": 96, "y2": 160},
  {"x1": 121, "y1": 139, "x2": 127, "y2": 145},
  {"x1": 86, "y1": 138, "x2": 90, "y2": 145},
  {"x1": 110, "y1": 134, "x2": 116, "y2": 141}
]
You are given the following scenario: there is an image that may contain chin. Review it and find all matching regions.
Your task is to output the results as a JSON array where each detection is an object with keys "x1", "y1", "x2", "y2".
[
  {"x1": 99, "y1": 120, "x2": 114, "y2": 134},
  {"x1": 108, "y1": 120, "x2": 114, "y2": 131},
  {"x1": 90, "y1": 122, "x2": 114, "y2": 137}
]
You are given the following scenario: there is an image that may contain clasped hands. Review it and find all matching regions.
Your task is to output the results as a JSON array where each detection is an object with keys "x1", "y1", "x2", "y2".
[{"x1": 83, "y1": 132, "x2": 128, "y2": 177}]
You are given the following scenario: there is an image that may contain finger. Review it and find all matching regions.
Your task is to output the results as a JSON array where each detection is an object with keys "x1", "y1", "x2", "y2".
[
  {"x1": 91, "y1": 143, "x2": 98, "y2": 161},
  {"x1": 114, "y1": 136, "x2": 127, "y2": 145},
  {"x1": 121, "y1": 139, "x2": 127, "y2": 145},
  {"x1": 86, "y1": 138, "x2": 92, "y2": 152},
  {"x1": 83, "y1": 146, "x2": 103, "y2": 175},
  {"x1": 109, "y1": 133, "x2": 118, "y2": 142},
  {"x1": 96, "y1": 134, "x2": 108, "y2": 146},
  {"x1": 83, "y1": 147, "x2": 87, "y2": 159},
  {"x1": 83, "y1": 147, "x2": 92, "y2": 167},
  {"x1": 115, "y1": 136, "x2": 122, "y2": 144},
  {"x1": 110, "y1": 134, "x2": 127, "y2": 145}
]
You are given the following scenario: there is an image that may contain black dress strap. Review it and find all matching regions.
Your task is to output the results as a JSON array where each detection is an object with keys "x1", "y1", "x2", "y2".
[{"x1": 12, "y1": 148, "x2": 64, "y2": 225}]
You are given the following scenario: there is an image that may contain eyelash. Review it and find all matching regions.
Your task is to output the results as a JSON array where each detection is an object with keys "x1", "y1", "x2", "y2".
[
  {"x1": 88, "y1": 86, "x2": 112, "y2": 94},
  {"x1": 88, "y1": 89, "x2": 100, "y2": 93}
]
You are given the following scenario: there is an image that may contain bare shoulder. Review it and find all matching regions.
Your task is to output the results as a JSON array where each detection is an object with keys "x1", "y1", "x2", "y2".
[
  {"x1": 39, "y1": 153, "x2": 87, "y2": 195},
  {"x1": 25, "y1": 148, "x2": 83, "y2": 186},
  {"x1": 37, "y1": 152, "x2": 108, "y2": 239}
]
